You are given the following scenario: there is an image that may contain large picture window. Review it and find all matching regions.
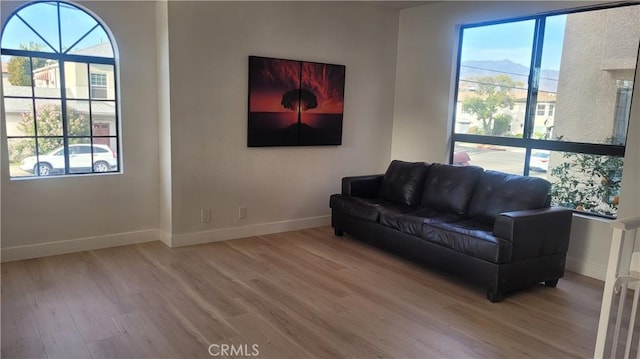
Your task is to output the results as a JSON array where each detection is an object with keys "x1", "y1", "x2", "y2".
[
  {"x1": 451, "y1": 4, "x2": 639, "y2": 218},
  {"x1": 2, "y1": 1, "x2": 119, "y2": 178}
]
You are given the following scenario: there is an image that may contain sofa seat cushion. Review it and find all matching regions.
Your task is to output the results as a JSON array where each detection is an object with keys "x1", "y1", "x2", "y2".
[
  {"x1": 380, "y1": 208, "x2": 466, "y2": 237},
  {"x1": 421, "y1": 220, "x2": 513, "y2": 264},
  {"x1": 468, "y1": 170, "x2": 551, "y2": 224},
  {"x1": 329, "y1": 194, "x2": 416, "y2": 223},
  {"x1": 421, "y1": 164, "x2": 484, "y2": 214},
  {"x1": 380, "y1": 160, "x2": 430, "y2": 206}
]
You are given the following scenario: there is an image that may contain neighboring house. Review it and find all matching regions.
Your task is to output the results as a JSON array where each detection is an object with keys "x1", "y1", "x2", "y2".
[
  {"x1": 3, "y1": 42, "x2": 116, "y2": 152},
  {"x1": 513, "y1": 91, "x2": 557, "y2": 139},
  {"x1": 455, "y1": 88, "x2": 557, "y2": 137},
  {"x1": 553, "y1": 6, "x2": 639, "y2": 146}
]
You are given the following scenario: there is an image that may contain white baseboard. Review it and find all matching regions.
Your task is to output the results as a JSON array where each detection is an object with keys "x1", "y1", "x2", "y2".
[
  {"x1": 1, "y1": 229, "x2": 160, "y2": 263},
  {"x1": 167, "y1": 215, "x2": 331, "y2": 247},
  {"x1": 566, "y1": 255, "x2": 607, "y2": 281},
  {"x1": 158, "y1": 230, "x2": 172, "y2": 247},
  {"x1": 0, "y1": 216, "x2": 330, "y2": 262}
]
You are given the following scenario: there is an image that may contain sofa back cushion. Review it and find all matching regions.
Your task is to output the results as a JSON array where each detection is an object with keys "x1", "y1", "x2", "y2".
[
  {"x1": 468, "y1": 170, "x2": 551, "y2": 224},
  {"x1": 421, "y1": 164, "x2": 484, "y2": 214},
  {"x1": 379, "y1": 160, "x2": 430, "y2": 206}
]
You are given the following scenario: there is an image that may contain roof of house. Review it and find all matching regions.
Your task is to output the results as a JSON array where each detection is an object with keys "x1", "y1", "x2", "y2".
[{"x1": 71, "y1": 42, "x2": 114, "y2": 58}]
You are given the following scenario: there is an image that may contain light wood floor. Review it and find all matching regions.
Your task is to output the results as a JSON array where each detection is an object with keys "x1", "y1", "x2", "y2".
[{"x1": 2, "y1": 226, "x2": 605, "y2": 358}]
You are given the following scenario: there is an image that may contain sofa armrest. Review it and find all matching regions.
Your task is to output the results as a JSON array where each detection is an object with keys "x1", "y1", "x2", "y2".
[
  {"x1": 493, "y1": 207, "x2": 573, "y2": 261},
  {"x1": 342, "y1": 174, "x2": 384, "y2": 198}
]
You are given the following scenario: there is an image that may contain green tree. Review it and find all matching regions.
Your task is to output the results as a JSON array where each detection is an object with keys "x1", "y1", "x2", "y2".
[
  {"x1": 10, "y1": 104, "x2": 90, "y2": 161},
  {"x1": 492, "y1": 114, "x2": 512, "y2": 136},
  {"x1": 550, "y1": 153, "x2": 623, "y2": 217},
  {"x1": 7, "y1": 42, "x2": 47, "y2": 86},
  {"x1": 462, "y1": 74, "x2": 521, "y2": 135}
]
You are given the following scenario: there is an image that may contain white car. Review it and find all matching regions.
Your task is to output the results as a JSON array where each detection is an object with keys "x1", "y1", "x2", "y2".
[
  {"x1": 20, "y1": 144, "x2": 117, "y2": 175},
  {"x1": 529, "y1": 151, "x2": 550, "y2": 173}
]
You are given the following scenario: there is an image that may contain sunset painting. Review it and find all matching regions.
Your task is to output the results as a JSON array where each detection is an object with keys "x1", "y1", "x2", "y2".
[{"x1": 248, "y1": 56, "x2": 345, "y2": 147}]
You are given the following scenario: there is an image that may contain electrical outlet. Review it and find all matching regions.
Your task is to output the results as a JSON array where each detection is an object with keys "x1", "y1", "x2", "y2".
[
  {"x1": 238, "y1": 206, "x2": 247, "y2": 219},
  {"x1": 201, "y1": 209, "x2": 211, "y2": 223}
]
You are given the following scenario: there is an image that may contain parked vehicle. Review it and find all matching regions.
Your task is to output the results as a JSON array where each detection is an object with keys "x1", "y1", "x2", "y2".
[
  {"x1": 20, "y1": 144, "x2": 117, "y2": 175},
  {"x1": 529, "y1": 151, "x2": 550, "y2": 172},
  {"x1": 453, "y1": 151, "x2": 471, "y2": 166}
]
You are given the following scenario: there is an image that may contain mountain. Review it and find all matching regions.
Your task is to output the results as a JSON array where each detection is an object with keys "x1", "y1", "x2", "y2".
[{"x1": 459, "y1": 60, "x2": 559, "y2": 93}]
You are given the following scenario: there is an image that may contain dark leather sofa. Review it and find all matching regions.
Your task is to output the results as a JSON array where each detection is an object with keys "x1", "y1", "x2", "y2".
[{"x1": 329, "y1": 160, "x2": 573, "y2": 302}]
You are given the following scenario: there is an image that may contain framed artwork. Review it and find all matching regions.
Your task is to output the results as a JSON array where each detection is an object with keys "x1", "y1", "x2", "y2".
[{"x1": 247, "y1": 56, "x2": 345, "y2": 147}]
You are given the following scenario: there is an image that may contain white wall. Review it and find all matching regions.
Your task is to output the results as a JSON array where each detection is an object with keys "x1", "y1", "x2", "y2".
[
  {"x1": 394, "y1": 1, "x2": 640, "y2": 280},
  {"x1": 164, "y1": 1, "x2": 398, "y2": 244},
  {"x1": 0, "y1": 0, "x2": 399, "y2": 258},
  {"x1": 156, "y1": 0, "x2": 173, "y2": 243},
  {"x1": 1, "y1": 1, "x2": 161, "y2": 260},
  {"x1": 2, "y1": 0, "x2": 634, "y2": 281}
]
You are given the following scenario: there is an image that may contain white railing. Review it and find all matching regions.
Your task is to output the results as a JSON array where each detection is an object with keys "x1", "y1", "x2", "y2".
[{"x1": 595, "y1": 216, "x2": 640, "y2": 359}]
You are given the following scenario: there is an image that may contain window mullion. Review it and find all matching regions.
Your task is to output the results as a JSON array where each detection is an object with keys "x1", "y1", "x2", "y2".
[
  {"x1": 56, "y1": 2, "x2": 62, "y2": 53},
  {"x1": 30, "y1": 57, "x2": 41, "y2": 175},
  {"x1": 59, "y1": 59, "x2": 70, "y2": 174},
  {"x1": 15, "y1": 14, "x2": 58, "y2": 53},
  {"x1": 524, "y1": 18, "x2": 546, "y2": 140},
  {"x1": 87, "y1": 64, "x2": 95, "y2": 172},
  {"x1": 523, "y1": 17, "x2": 546, "y2": 175},
  {"x1": 63, "y1": 24, "x2": 99, "y2": 55}
]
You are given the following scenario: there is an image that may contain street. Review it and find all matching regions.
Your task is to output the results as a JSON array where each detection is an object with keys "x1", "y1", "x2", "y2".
[{"x1": 456, "y1": 145, "x2": 549, "y2": 179}]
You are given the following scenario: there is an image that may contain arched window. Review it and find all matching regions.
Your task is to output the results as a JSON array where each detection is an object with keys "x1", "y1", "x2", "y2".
[{"x1": 2, "y1": 1, "x2": 119, "y2": 177}]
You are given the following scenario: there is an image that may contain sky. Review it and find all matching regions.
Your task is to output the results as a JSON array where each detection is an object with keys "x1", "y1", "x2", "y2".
[
  {"x1": 1, "y1": 2, "x2": 110, "y2": 54},
  {"x1": 460, "y1": 15, "x2": 567, "y2": 71}
]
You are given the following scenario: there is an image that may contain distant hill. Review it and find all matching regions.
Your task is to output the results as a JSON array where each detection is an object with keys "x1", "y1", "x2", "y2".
[{"x1": 459, "y1": 60, "x2": 559, "y2": 93}]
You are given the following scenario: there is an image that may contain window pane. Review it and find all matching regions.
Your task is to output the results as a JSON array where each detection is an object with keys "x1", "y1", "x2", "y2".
[
  {"x1": 453, "y1": 142, "x2": 525, "y2": 175},
  {"x1": 4, "y1": 98, "x2": 34, "y2": 136},
  {"x1": 35, "y1": 137, "x2": 64, "y2": 176},
  {"x1": 34, "y1": 99, "x2": 63, "y2": 136},
  {"x1": 17, "y1": 2, "x2": 61, "y2": 53},
  {"x1": 66, "y1": 100, "x2": 90, "y2": 136},
  {"x1": 60, "y1": 3, "x2": 98, "y2": 52},
  {"x1": 1, "y1": 55, "x2": 33, "y2": 96},
  {"x1": 64, "y1": 62, "x2": 89, "y2": 99},
  {"x1": 67, "y1": 26, "x2": 114, "y2": 57},
  {"x1": 456, "y1": 20, "x2": 535, "y2": 138},
  {"x1": 90, "y1": 73, "x2": 107, "y2": 99},
  {"x1": 32, "y1": 58, "x2": 61, "y2": 98},
  {"x1": 8, "y1": 138, "x2": 35, "y2": 177},
  {"x1": 0, "y1": 16, "x2": 55, "y2": 52},
  {"x1": 613, "y1": 80, "x2": 633, "y2": 145},
  {"x1": 93, "y1": 139, "x2": 118, "y2": 173},
  {"x1": 68, "y1": 138, "x2": 91, "y2": 173},
  {"x1": 539, "y1": 151, "x2": 624, "y2": 218},
  {"x1": 550, "y1": 7, "x2": 639, "y2": 145},
  {"x1": 89, "y1": 64, "x2": 114, "y2": 100},
  {"x1": 92, "y1": 101, "x2": 116, "y2": 136},
  {"x1": 533, "y1": 16, "x2": 565, "y2": 141}
]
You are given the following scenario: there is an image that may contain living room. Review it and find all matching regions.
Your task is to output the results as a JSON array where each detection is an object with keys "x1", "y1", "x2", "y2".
[{"x1": 1, "y1": 0, "x2": 639, "y2": 357}]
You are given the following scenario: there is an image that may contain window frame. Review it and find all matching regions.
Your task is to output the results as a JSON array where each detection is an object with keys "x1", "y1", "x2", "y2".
[
  {"x1": 89, "y1": 72, "x2": 108, "y2": 99},
  {"x1": 449, "y1": 2, "x2": 638, "y2": 219},
  {"x1": 1, "y1": 0, "x2": 120, "y2": 178}
]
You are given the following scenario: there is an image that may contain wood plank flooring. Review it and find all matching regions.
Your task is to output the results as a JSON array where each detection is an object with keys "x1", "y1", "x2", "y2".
[{"x1": 1, "y1": 226, "x2": 605, "y2": 358}]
